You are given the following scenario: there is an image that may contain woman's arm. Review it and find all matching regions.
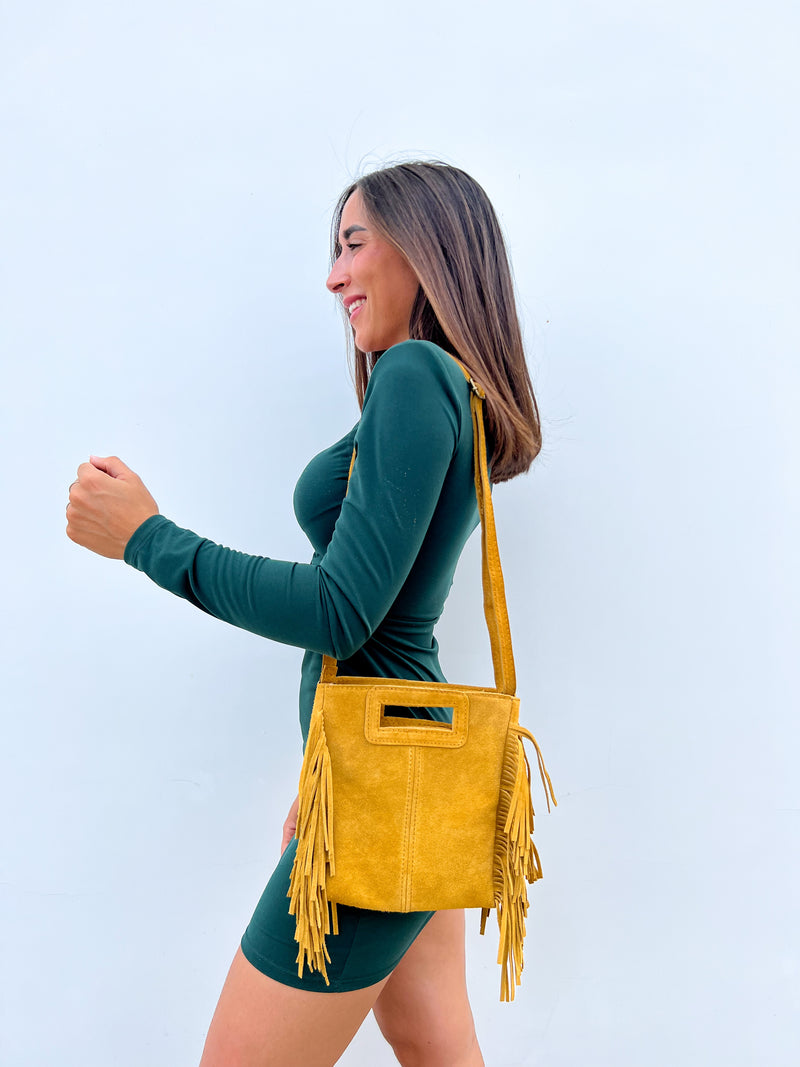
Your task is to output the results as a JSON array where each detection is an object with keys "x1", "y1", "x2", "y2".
[{"x1": 73, "y1": 342, "x2": 464, "y2": 660}]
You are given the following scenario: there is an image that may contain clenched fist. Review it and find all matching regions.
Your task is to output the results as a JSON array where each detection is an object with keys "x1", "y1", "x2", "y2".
[{"x1": 66, "y1": 455, "x2": 159, "y2": 559}]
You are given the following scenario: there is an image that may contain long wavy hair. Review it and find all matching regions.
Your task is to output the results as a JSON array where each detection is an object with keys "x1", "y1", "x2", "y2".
[{"x1": 331, "y1": 161, "x2": 541, "y2": 483}]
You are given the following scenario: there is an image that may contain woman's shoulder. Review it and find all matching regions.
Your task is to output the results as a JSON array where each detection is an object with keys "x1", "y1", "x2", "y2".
[
  {"x1": 356, "y1": 340, "x2": 469, "y2": 449},
  {"x1": 364, "y1": 340, "x2": 468, "y2": 405}
]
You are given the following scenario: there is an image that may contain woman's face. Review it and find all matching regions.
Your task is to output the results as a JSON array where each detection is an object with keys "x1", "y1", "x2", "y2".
[{"x1": 326, "y1": 190, "x2": 420, "y2": 353}]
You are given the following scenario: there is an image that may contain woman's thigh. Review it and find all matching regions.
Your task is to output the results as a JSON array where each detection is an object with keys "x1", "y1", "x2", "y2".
[
  {"x1": 199, "y1": 947, "x2": 389, "y2": 1067},
  {"x1": 372, "y1": 910, "x2": 484, "y2": 1067}
]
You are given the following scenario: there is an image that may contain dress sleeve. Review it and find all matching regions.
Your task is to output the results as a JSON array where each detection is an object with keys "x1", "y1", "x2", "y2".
[{"x1": 124, "y1": 341, "x2": 463, "y2": 659}]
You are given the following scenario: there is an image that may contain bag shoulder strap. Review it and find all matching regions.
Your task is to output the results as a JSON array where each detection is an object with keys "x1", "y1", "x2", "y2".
[
  {"x1": 449, "y1": 356, "x2": 517, "y2": 696},
  {"x1": 320, "y1": 354, "x2": 517, "y2": 696}
]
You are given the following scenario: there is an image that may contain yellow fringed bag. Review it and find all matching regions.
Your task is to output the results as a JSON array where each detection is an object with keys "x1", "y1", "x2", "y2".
[{"x1": 288, "y1": 360, "x2": 556, "y2": 1002}]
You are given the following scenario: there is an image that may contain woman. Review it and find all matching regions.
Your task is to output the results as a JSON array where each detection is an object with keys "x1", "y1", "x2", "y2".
[{"x1": 66, "y1": 161, "x2": 541, "y2": 1067}]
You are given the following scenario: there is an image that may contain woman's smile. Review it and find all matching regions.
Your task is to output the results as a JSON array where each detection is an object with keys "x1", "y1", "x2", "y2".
[
  {"x1": 344, "y1": 294, "x2": 367, "y2": 323},
  {"x1": 347, "y1": 297, "x2": 366, "y2": 320}
]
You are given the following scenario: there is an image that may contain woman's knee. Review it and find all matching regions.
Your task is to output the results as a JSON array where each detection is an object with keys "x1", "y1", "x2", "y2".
[
  {"x1": 375, "y1": 1007, "x2": 481, "y2": 1067},
  {"x1": 372, "y1": 910, "x2": 483, "y2": 1066}
]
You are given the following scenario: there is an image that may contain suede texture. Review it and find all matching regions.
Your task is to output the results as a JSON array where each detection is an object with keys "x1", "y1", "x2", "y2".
[{"x1": 315, "y1": 676, "x2": 520, "y2": 912}]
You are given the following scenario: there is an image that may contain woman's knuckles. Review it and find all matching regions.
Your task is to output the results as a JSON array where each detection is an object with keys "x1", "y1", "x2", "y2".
[{"x1": 77, "y1": 461, "x2": 98, "y2": 480}]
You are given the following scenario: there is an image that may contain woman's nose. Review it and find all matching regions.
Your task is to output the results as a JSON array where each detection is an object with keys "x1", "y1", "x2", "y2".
[{"x1": 326, "y1": 259, "x2": 349, "y2": 293}]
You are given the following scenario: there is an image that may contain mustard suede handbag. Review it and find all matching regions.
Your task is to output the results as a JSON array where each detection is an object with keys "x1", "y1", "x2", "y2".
[{"x1": 289, "y1": 361, "x2": 556, "y2": 1001}]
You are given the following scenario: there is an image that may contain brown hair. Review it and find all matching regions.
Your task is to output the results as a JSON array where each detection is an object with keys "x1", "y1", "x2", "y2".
[{"x1": 331, "y1": 161, "x2": 541, "y2": 483}]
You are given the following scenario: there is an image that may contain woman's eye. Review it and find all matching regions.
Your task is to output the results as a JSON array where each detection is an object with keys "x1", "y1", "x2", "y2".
[{"x1": 347, "y1": 242, "x2": 361, "y2": 251}]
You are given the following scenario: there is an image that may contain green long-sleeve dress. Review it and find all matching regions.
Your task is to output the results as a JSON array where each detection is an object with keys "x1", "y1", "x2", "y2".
[{"x1": 124, "y1": 339, "x2": 484, "y2": 991}]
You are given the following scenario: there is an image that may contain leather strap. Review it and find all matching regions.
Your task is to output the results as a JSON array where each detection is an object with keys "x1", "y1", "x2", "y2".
[
  {"x1": 320, "y1": 356, "x2": 517, "y2": 696},
  {"x1": 453, "y1": 358, "x2": 517, "y2": 696}
]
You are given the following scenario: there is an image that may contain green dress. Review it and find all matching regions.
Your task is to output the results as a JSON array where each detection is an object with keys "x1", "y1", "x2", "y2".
[{"x1": 125, "y1": 339, "x2": 483, "y2": 991}]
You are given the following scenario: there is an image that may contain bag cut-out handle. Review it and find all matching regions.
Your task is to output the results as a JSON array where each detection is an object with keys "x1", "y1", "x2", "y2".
[{"x1": 364, "y1": 688, "x2": 469, "y2": 747}]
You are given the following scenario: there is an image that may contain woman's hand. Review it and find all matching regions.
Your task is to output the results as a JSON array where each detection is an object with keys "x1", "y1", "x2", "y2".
[
  {"x1": 281, "y1": 795, "x2": 300, "y2": 854},
  {"x1": 66, "y1": 455, "x2": 159, "y2": 559}
]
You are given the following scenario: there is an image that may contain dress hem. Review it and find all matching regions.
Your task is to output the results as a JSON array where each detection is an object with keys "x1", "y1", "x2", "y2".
[{"x1": 239, "y1": 928, "x2": 425, "y2": 993}]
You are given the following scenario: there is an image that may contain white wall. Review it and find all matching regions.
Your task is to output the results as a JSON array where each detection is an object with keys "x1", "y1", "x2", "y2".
[{"x1": 2, "y1": 2, "x2": 798, "y2": 1064}]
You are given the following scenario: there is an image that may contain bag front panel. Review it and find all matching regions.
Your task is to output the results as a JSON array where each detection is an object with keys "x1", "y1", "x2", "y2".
[{"x1": 319, "y1": 681, "x2": 517, "y2": 912}]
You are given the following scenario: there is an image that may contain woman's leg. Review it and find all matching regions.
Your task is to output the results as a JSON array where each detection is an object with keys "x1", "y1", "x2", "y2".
[
  {"x1": 199, "y1": 947, "x2": 389, "y2": 1067},
  {"x1": 372, "y1": 910, "x2": 484, "y2": 1067}
]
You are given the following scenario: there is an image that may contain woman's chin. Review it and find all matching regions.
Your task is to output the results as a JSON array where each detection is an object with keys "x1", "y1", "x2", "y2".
[{"x1": 353, "y1": 328, "x2": 373, "y2": 352}]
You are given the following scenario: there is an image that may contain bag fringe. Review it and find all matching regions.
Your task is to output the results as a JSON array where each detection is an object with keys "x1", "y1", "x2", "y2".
[
  {"x1": 486, "y1": 725, "x2": 557, "y2": 1001},
  {"x1": 287, "y1": 708, "x2": 336, "y2": 983}
]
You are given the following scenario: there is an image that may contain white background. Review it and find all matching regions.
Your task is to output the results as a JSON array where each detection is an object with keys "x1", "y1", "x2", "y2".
[{"x1": 1, "y1": 1, "x2": 798, "y2": 1064}]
